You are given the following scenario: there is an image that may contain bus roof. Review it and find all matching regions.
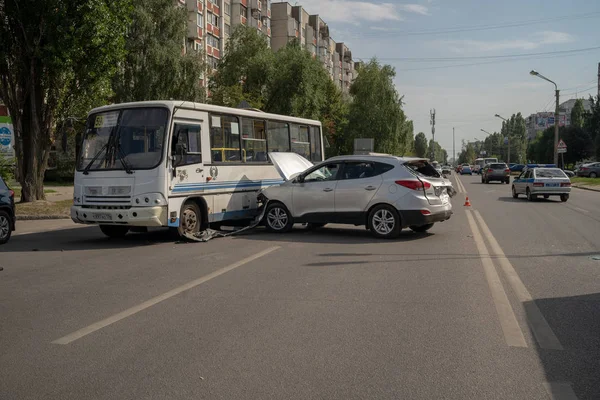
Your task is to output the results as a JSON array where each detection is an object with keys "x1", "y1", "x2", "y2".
[{"x1": 88, "y1": 100, "x2": 323, "y2": 126}]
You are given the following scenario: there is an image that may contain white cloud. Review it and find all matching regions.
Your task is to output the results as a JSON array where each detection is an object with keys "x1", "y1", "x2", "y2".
[
  {"x1": 297, "y1": 0, "x2": 402, "y2": 24},
  {"x1": 438, "y1": 31, "x2": 575, "y2": 53},
  {"x1": 398, "y1": 4, "x2": 430, "y2": 15}
]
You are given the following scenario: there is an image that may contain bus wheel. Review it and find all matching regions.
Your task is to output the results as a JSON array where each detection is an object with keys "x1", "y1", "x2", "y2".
[
  {"x1": 179, "y1": 202, "x2": 202, "y2": 237},
  {"x1": 99, "y1": 225, "x2": 129, "y2": 238}
]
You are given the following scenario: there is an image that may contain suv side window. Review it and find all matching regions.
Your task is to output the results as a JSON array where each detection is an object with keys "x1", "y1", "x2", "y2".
[
  {"x1": 303, "y1": 163, "x2": 342, "y2": 183},
  {"x1": 341, "y1": 161, "x2": 394, "y2": 180}
]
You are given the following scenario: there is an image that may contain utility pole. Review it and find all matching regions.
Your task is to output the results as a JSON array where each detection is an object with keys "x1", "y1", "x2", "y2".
[
  {"x1": 597, "y1": 62, "x2": 599, "y2": 98},
  {"x1": 554, "y1": 88, "x2": 560, "y2": 166},
  {"x1": 430, "y1": 109, "x2": 436, "y2": 161},
  {"x1": 452, "y1": 127, "x2": 455, "y2": 166}
]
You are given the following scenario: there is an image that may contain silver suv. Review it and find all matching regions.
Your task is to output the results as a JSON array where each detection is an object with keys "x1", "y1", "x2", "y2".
[{"x1": 259, "y1": 153, "x2": 454, "y2": 239}]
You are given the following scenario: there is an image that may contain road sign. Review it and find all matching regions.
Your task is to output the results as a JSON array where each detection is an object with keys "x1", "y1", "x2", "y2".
[
  {"x1": 557, "y1": 139, "x2": 567, "y2": 149},
  {"x1": 558, "y1": 148, "x2": 567, "y2": 153}
]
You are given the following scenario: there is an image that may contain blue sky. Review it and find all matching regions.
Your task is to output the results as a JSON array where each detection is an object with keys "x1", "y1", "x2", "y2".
[{"x1": 290, "y1": 0, "x2": 600, "y2": 157}]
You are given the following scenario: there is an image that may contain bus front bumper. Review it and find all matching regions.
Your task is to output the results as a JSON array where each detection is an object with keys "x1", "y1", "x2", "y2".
[{"x1": 71, "y1": 206, "x2": 168, "y2": 227}]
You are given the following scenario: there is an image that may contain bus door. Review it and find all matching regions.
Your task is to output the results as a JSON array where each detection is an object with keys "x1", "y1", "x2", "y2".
[{"x1": 170, "y1": 119, "x2": 205, "y2": 195}]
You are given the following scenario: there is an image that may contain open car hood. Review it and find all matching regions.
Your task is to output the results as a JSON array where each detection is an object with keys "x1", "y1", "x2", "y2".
[{"x1": 269, "y1": 152, "x2": 314, "y2": 181}]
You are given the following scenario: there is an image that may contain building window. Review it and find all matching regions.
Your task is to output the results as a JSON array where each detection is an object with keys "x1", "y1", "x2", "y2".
[
  {"x1": 224, "y1": 23, "x2": 231, "y2": 36},
  {"x1": 210, "y1": 114, "x2": 241, "y2": 162},
  {"x1": 197, "y1": 12, "x2": 204, "y2": 28},
  {"x1": 240, "y1": 4, "x2": 246, "y2": 17},
  {"x1": 207, "y1": 56, "x2": 219, "y2": 70},
  {"x1": 267, "y1": 121, "x2": 290, "y2": 152},
  {"x1": 207, "y1": 35, "x2": 220, "y2": 49},
  {"x1": 224, "y1": 2, "x2": 231, "y2": 15},
  {"x1": 241, "y1": 118, "x2": 267, "y2": 162},
  {"x1": 208, "y1": 12, "x2": 219, "y2": 26}
]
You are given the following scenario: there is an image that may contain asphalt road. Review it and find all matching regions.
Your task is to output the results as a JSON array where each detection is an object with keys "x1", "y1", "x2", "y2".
[{"x1": 1, "y1": 176, "x2": 599, "y2": 399}]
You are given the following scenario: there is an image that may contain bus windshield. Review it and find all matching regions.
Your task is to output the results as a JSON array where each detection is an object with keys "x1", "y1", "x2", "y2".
[{"x1": 78, "y1": 107, "x2": 168, "y2": 172}]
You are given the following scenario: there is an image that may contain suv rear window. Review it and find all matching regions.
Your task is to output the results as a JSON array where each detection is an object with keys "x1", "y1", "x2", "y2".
[{"x1": 490, "y1": 163, "x2": 507, "y2": 169}]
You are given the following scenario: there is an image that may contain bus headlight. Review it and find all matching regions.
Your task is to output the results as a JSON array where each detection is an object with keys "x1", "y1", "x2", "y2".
[{"x1": 133, "y1": 193, "x2": 166, "y2": 207}]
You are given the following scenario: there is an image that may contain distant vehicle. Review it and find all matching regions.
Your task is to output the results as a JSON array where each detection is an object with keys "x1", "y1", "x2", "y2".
[
  {"x1": 259, "y1": 154, "x2": 453, "y2": 238},
  {"x1": 442, "y1": 165, "x2": 452, "y2": 176},
  {"x1": 512, "y1": 168, "x2": 571, "y2": 202},
  {"x1": 0, "y1": 176, "x2": 16, "y2": 245},
  {"x1": 460, "y1": 165, "x2": 473, "y2": 175},
  {"x1": 510, "y1": 164, "x2": 525, "y2": 172},
  {"x1": 481, "y1": 163, "x2": 510, "y2": 184},
  {"x1": 576, "y1": 162, "x2": 600, "y2": 178},
  {"x1": 474, "y1": 157, "x2": 498, "y2": 174},
  {"x1": 563, "y1": 170, "x2": 575, "y2": 178}
]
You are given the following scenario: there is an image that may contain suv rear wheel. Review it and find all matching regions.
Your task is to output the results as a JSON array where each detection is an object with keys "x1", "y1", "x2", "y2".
[
  {"x1": 0, "y1": 210, "x2": 12, "y2": 245},
  {"x1": 368, "y1": 205, "x2": 401, "y2": 239}
]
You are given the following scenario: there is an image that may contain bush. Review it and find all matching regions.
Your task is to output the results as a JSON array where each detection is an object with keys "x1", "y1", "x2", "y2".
[{"x1": 0, "y1": 153, "x2": 15, "y2": 182}]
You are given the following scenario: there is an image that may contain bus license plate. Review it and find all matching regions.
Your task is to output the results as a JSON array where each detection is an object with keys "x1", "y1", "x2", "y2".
[
  {"x1": 92, "y1": 213, "x2": 112, "y2": 221},
  {"x1": 546, "y1": 183, "x2": 559, "y2": 187}
]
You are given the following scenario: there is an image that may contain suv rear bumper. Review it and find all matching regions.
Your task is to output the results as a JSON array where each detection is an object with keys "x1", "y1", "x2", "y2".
[{"x1": 400, "y1": 208, "x2": 453, "y2": 228}]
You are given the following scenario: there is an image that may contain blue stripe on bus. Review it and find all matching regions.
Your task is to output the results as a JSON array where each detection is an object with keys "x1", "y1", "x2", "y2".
[{"x1": 173, "y1": 180, "x2": 284, "y2": 193}]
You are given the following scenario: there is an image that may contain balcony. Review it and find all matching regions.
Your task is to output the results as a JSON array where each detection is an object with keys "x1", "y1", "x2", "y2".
[
  {"x1": 240, "y1": 15, "x2": 247, "y2": 25},
  {"x1": 207, "y1": 23, "x2": 220, "y2": 37},
  {"x1": 188, "y1": 24, "x2": 203, "y2": 39},
  {"x1": 250, "y1": 0, "x2": 261, "y2": 11},
  {"x1": 187, "y1": 0, "x2": 203, "y2": 13}
]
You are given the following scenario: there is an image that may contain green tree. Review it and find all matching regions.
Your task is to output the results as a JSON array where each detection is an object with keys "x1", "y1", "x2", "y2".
[
  {"x1": 458, "y1": 141, "x2": 477, "y2": 165},
  {"x1": 210, "y1": 25, "x2": 274, "y2": 108},
  {"x1": 414, "y1": 132, "x2": 428, "y2": 157},
  {"x1": 570, "y1": 98, "x2": 585, "y2": 128},
  {"x1": 584, "y1": 96, "x2": 600, "y2": 160},
  {"x1": 427, "y1": 139, "x2": 446, "y2": 162},
  {"x1": 347, "y1": 59, "x2": 409, "y2": 155},
  {"x1": 112, "y1": 0, "x2": 206, "y2": 103},
  {"x1": 0, "y1": 0, "x2": 131, "y2": 201},
  {"x1": 321, "y1": 79, "x2": 349, "y2": 157}
]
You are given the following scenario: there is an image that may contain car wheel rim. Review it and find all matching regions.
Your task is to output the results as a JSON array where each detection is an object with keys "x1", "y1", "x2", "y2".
[
  {"x1": 182, "y1": 208, "x2": 198, "y2": 233},
  {"x1": 372, "y1": 209, "x2": 395, "y2": 235},
  {"x1": 267, "y1": 207, "x2": 288, "y2": 230},
  {"x1": 0, "y1": 216, "x2": 9, "y2": 239}
]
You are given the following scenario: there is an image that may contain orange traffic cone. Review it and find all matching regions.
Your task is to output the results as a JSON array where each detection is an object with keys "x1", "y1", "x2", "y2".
[{"x1": 464, "y1": 196, "x2": 471, "y2": 207}]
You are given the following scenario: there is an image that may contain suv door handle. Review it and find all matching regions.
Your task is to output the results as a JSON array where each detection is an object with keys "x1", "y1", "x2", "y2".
[
  {"x1": 365, "y1": 186, "x2": 377, "y2": 191},
  {"x1": 323, "y1": 188, "x2": 333, "y2": 192}
]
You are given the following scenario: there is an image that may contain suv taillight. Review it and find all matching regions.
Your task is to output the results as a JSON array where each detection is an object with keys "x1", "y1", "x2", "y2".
[
  {"x1": 8, "y1": 189, "x2": 14, "y2": 198},
  {"x1": 395, "y1": 180, "x2": 431, "y2": 190},
  {"x1": 580, "y1": 167, "x2": 589, "y2": 171},
  {"x1": 504, "y1": 168, "x2": 510, "y2": 173}
]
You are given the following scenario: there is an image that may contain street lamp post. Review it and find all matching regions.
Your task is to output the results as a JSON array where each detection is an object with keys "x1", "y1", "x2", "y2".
[
  {"x1": 530, "y1": 70, "x2": 560, "y2": 166},
  {"x1": 480, "y1": 129, "x2": 493, "y2": 156},
  {"x1": 494, "y1": 114, "x2": 511, "y2": 164}
]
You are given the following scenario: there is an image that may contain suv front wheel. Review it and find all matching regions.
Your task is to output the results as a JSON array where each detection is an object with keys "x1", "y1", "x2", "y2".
[
  {"x1": 264, "y1": 202, "x2": 294, "y2": 233},
  {"x1": 0, "y1": 210, "x2": 12, "y2": 245},
  {"x1": 368, "y1": 205, "x2": 401, "y2": 239}
]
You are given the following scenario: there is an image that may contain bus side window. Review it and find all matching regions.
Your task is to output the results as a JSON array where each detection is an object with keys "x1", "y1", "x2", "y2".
[
  {"x1": 241, "y1": 118, "x2": 267, "y2": 163},
  {"x1": 210, "y1": 114, "x2": 241, "y2": 163},
  {"x1": 267, "y1": 121, "x2": 290, "y2": 153},
  {"x1": 290, "y1": 124, "x2": 310, "y2": 159}
]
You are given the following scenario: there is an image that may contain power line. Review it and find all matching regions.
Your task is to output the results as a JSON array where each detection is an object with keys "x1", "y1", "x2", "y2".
[
  {"x1": 358, "y1": 46, "x2": 600, "y2": 62},
  {"x1": 358, "y1": 11, "x2": 600, "y2": 38}
]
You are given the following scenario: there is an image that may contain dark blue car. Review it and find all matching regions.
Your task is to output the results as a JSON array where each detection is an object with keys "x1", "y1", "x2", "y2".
[
  {"x1": 0, "y1": 176, "x2": 16, "y2": 244},
  {"x1": 510, "y1": 164, "x2": 525, "y2": 172}
]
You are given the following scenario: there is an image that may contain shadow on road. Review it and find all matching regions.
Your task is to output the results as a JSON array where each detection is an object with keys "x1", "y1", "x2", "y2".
[
  {"x1": 0, "y1": 227, "x2": 177, "y2": 252},
  {"x1": 525, "y1": 292, "x2": 600, "y2": 399},
  {"x1": 497, "y1": 196, "x2": 563, "y2": 203},
  {"x1": 237, "y1": 225, "x2": 435, "y2": 245}
]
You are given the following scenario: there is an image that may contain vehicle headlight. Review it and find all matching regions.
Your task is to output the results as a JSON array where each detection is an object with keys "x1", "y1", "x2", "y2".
[{"x1": 132, "y1": 193, "x2": 166, "y2": 207}]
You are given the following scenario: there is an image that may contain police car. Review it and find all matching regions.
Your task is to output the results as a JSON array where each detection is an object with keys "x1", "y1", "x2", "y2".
[{"x1": 511, "y1": 166, "x2": 571, "y2": 202}]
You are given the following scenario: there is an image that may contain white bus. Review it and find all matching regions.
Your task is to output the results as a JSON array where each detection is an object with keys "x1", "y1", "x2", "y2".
[
  {"x1": 71, "y1": 101, "x2": 324, "y2": 238},
  {"x1": 474, "y1": 157, "x2": 498, "y2": 173}
]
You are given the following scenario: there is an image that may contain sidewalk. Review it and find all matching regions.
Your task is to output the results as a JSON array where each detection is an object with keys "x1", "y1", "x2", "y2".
[
  {"x1": 14, "y1": 186, "x2": 73, "y2": 203},
  {"x1": 572, "y1": 183, "x2": 600, "y2": 192}
]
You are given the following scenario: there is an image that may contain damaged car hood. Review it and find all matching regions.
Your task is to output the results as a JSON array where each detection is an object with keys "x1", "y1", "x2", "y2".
[{"x1": 269, "y1": 152, "x2": 314, "y2": 181}]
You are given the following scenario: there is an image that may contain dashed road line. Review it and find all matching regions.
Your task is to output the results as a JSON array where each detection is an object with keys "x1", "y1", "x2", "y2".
[
  {"x1": 465, "y1": 210, "x2": 527, "y2": 348},
  {"x1": 52, "y1": 246, "x2": 281, "y2": 345},
  {"x1": 472, "y1": 210, "x2": 563, "y2": 351}
]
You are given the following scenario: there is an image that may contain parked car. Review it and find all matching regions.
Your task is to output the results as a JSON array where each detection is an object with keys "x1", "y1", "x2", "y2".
[
  {"x1": 0, "y1": 176, "x2": 16, "y2": 245},
  {"x1": 481, "y1": 163, "x2": 510, "y2": 184},
  {"x1": 510, "y1": 164, "x2": 525, "y2": 172},
  {"x1": 442, "y1": 165, "x2": 452, "y2": 176},
  {"x1": 460, "y1": 164, "x2": 472, "y2": 175},
  {"x1": 512, "y1": 168, "x2": 571, "y2": 202},
  {"x1": 576, "y1": 162, "x2": 600, "y2": 178},
  {"x1": 563, "y1": 169, "x2": 575, "y2": 178},
  {"x1": 259, "y1": 153, "x2": 453, "y2": 239}
]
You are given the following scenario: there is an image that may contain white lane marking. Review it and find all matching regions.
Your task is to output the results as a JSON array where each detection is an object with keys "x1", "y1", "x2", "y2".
[
  {"x1": 455, "y1": 175, "x2": 466, "y2": 194},
  {"x1": 571, "y1": 206, "x2": 590, "y2": 214},
  {"x1": 52, "y1": 246, "x2": 281, "y2": 345},
  {"x1": 465, "y1": 210, "x2": 527, "y2": 348},
  {"x1": 473, "y1": 210, "x2": 563, "y2": 350},
  {"x1": 543, "y1": 382, "x2": 579, "y2": 400}
]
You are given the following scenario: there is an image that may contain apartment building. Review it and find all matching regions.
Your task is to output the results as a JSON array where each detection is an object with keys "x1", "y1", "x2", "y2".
[
  {"x1": 271, "y1": 2, "x2": 355, "y2": 93},
  {"x1": 182, "y1": 0, "x2": 272, "y2": 75}
]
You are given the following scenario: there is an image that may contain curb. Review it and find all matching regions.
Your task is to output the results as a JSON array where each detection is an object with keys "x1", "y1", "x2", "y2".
[
  {"x1": 572, "y1": 184, "x2": 600, "y2": 193},
  {"x1": 16, "y1": 215, "x2": 71, "y2": 221}
]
